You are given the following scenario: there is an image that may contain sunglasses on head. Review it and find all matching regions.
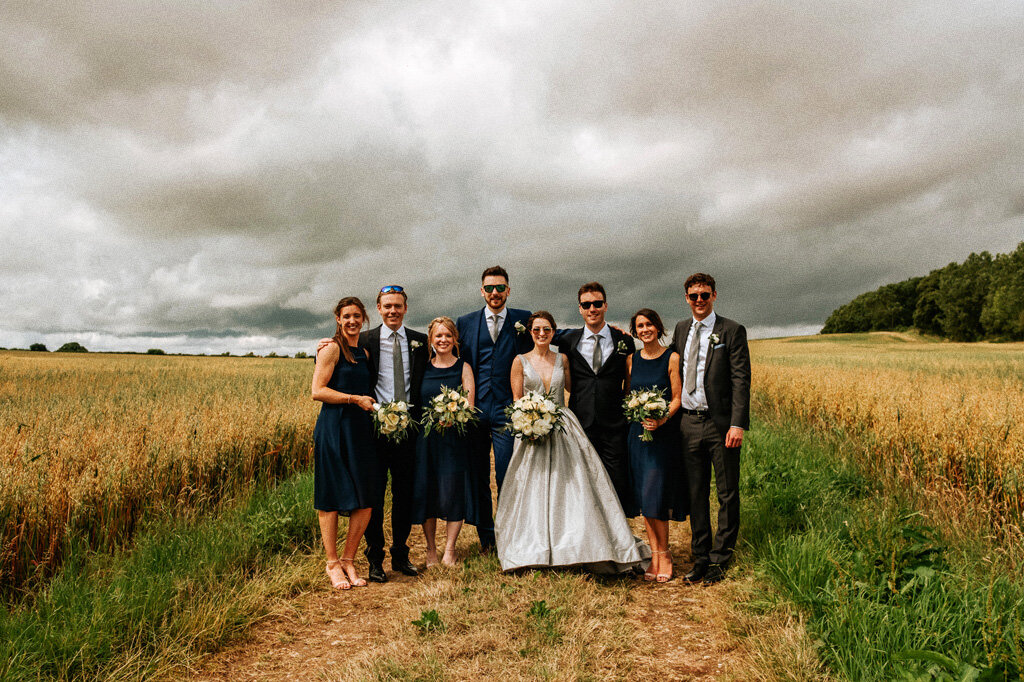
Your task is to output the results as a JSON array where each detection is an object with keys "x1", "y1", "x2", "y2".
[
  {"x1": 579, "y1": 300, "x2": 605, "y2": 310},
  {"x1": 380, "y1": 285, "x2": 404, "y2": 293},
  {"x1": 687, "y1": 292, "x2": 713, "y2": 302},
  {"x1": 483, "y1": 284, "x2": 507, "y2": 293}
]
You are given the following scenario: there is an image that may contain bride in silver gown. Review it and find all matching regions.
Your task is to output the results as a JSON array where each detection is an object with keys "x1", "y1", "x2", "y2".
[{"x1": 495, "y1": 311, "x2": 650, "y2": 573}]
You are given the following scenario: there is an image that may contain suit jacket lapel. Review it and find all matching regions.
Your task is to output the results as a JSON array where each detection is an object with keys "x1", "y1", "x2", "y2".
[{"x1": 704, "y1": 317, "x2": 724, "y2": 374}]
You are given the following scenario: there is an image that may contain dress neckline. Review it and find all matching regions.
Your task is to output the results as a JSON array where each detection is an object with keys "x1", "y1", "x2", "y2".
[{"x1": 523, "y1": 351, "x2": 559, "y2": 393}]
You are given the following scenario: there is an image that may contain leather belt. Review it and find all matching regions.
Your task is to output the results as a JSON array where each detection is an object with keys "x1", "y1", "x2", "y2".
[{"x1": 680, "y1": 408, "x2": 710, "y2": 416}]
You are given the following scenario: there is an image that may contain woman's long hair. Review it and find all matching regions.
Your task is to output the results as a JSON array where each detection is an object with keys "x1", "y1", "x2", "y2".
[
  {"x1": 427, "y1": 316, "x2": 460, "y2": 360},
  {"x1": 332, "y1": 296, "x2": 368, "y2": 364}
]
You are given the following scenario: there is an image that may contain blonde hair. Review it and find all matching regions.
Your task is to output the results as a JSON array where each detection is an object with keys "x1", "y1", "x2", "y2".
[{"x1": 427, "y1": 316, "x2": 460, "y2": 359}]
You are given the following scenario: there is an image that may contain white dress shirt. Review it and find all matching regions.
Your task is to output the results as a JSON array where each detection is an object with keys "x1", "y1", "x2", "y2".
[
  {"x1": 486, "y1": 307, "x2": 507, "y2": 340},
  {"x1": 680, "y1": 311, "x2": 716, "y2": 411},
  {"x1": 576, "y1": 323, "x2": 613, "y2": 368},
  {"x1": 376, "y1": 325, "x2": 411, "y2": 403}
]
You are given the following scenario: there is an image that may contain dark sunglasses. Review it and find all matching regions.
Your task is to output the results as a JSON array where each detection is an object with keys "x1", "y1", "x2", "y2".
[
  {"x1": 531, "y1": 326, "x2": 553, "y2": 333},
  {"x1": 579, "y1": 300, "x2": 605, "y2": 310},
  {"x1": 380, "y1": 285, "x2": 404, "y2": 293},
  {"x1": 687, "y1": 292, "x2": 713, "y2": 302},
  {"x1": 483, "y1": 284, "x2": 508, "y2": 293}
]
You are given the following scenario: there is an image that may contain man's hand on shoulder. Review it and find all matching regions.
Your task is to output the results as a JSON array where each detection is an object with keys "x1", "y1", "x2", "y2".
[{"x1": 316, "y1": 337, "x2": 333, "y2": 353}]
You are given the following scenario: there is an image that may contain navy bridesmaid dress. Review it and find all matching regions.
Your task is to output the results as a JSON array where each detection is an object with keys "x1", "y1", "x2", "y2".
[
  {"x1": 411, "y1": 358, "x2": 481, "y2": 525},
  {"x1": 627, "y1": 349, "x2": 688, "y2": 521},
  {"x1": 312, "y1": 343, "x2": 381, "y2": 513}
]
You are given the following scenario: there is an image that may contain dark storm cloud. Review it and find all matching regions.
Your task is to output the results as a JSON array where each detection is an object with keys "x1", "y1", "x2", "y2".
[{"x1": 2, "y1": 1, "x2": 1023, "y2": 353}]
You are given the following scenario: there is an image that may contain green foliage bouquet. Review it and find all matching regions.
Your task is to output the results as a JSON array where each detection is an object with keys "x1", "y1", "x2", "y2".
[{"x1": 623, "y1": 387, "x2": 669, "y2": 442}]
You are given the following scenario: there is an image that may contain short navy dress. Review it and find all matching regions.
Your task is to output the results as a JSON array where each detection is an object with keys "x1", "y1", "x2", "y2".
[
  {"x1": 312, "y1": 344, "x2": 381, "y2": 513},
  {"x1": 411, "y1": 359, "x2": 480, "y2": 525},
  {"x1": 627, "y1": 349, "x2": 688, "y2": 521}
]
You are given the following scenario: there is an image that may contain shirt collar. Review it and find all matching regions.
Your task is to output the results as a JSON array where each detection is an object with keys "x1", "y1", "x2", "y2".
[
  {"x1": 487, "y1": 307, "x2": 506, "y2": 321},
  {"x1": 384, "y1": 324, "x2": 407, "y2": 339},
  {"x1": 589, "y1": 323, "x2": 610, "y2": 340},
  {"x1": 692, "y1": 311, "x2": 716, "y2": 329}
]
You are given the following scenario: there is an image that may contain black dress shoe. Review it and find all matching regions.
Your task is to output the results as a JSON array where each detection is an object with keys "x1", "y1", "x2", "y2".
[
  {"x1": 367, "y1": 563, "x2": 388, "y2": 583},
  {"x1": 702, "y1": 563, "x2": 726, "y2": 585},
  {"x1": 684, "y1": 562, "x2": 709, "y2": 583},
  {"x1": 392, "y1": 557, "x2": 418, "y2": 577}
]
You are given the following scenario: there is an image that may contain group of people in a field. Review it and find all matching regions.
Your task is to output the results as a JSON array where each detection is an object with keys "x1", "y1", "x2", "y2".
[{"x1": 310, "y1": 266, "x2": 751, "y2": 590}]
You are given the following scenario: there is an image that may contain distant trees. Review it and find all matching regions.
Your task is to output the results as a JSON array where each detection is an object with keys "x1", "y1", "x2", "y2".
[
  {"x1": 294, "y1": 351, "x2": 309, "y2": 359},
  {"x1": 146, "y1": 348, "x2": 166, "y2": 355},
  {"x1": 822, "y1": 242, "x2": 1024, "y2": 341},
  {"x1": 56, "y1": 342, "x2": 88, "y2": 353},
  {"x1": 29, "y1": 343, "x2": 48, "y2": 352}
]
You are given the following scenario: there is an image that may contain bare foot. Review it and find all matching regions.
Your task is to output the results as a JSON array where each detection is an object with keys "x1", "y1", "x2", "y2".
[
  {"x1": 425, "y1": 550, "x2": 439, "y2": 568},
  {"x1": 325, "y1": 561, "x2": 351, "y2": 590},
  {"x1": 339, "y1": 558, "x2": 367, "y2": 587},
  {"x1": 441, "y1": 550, "x2": 458, "y2": 567}
]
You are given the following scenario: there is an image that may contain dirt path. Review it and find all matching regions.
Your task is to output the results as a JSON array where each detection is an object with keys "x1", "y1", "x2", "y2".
[{"x1": 194, "y1": 519, "x2": 771, "y2": 681}]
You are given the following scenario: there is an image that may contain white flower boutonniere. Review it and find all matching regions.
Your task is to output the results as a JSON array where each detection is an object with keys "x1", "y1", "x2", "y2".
[
  {"x1": 616, "y1": 339, "x2": 632, "y2": 354},
  {"x1": 410, "y1": 340, "x2": 423, "y2": 350},
  {"x1": 514, "y1": 321, "x2": 527, "y2": 334},
  {"x1": 709, "y1": 333, "x2": 720, "y2": 345}
]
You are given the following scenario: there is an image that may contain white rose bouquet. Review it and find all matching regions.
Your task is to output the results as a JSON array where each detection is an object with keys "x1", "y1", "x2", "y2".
[
  {"x1": 372, "y1": 400, "x2": 415, "y2": 443},
  {"x1": 504, "y1": 390, "x2": 565, "y2": 442},
  {"x1": 623, "y1": 387, "x2": 669, "y2": 442},
  {"x1": 421, "y1": 385, "x2": 478, "y2": 436}
]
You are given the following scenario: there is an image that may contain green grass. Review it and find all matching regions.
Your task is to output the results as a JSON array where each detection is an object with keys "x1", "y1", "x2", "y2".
[
  {"x1": 0, "y1": 473, "x2": 320, "y2": 681},
  {"x1": 740, "y1": 418, "x2": 1024, "y2": 680}
]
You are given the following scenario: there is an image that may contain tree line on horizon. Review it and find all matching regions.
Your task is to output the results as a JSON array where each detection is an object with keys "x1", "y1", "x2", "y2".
[{"x1": 821, "y1": 241, "x2": 1024, "y2": 341}]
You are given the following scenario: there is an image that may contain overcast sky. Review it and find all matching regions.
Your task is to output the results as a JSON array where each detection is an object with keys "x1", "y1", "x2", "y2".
[{"x1": 2, "y1": 1, "x2": 1022, "y2": 354}]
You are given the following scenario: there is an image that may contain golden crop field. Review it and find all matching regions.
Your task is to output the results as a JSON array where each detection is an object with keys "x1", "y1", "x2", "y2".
[
  {"x1": 751, "y1": 332, "x2": 1024, "y2": 543},
  {"x1": 0, "y1": 351, "x2": 318, "y2": 592}
]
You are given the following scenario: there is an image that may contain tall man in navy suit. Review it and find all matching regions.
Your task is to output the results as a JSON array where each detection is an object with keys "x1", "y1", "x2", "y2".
[
  {"x1": 553, "y1": 281, "x2": 635, "y2": 512},
  {"x1": 671, "y1": 273, "x2": 750, "y2": 585},
  {"x1": 456, "y1": 266, "x2": 533, "y2": 550}
]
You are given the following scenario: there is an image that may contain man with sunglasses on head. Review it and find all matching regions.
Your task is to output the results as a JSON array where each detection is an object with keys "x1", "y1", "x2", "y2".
[
  {"x1": 319, "y1": 285, "x2": 428, "y2": 581},
  {"x1": 552, "y1": 282, "x2": 635, "y2": 512},
  {"x1": 670, "y1": 273, "x2": 750, "y2": 586},
  {"x1": 456, "y1": 266, "x2": 533, "y2": 552}
]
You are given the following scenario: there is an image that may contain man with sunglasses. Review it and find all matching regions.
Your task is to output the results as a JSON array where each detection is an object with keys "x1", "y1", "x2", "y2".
[
  {"x1": 552, "y1": 282, "x2": 635, "y2": 512},
  {"x1": 456, "y1": 266, "x2": 533, "y2": 551},
  {"x1": 670, "y1": 273, "x2": 750, "y2": 586},
  {"x1": 319, "y1": 285, "x2": 427, "y2": 581}
]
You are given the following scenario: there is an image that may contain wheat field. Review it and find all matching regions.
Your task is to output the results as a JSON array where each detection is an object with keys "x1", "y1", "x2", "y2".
[
  {"x1": 0, "y1": 351, "x2": 318, "y2": 592},
  {"x1": 750, "y1": 332, "x2": 1024, "y2": 546}
]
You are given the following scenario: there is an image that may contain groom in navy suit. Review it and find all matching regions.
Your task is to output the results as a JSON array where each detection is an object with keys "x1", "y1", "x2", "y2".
[{"x1": 456, "y1": 266, "x2": 533, "y2": 550}]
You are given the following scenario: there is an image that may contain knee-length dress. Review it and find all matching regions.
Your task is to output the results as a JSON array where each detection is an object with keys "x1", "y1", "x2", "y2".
[
  {"x1": 411, "y1": 359, "x2": 481, "y2": 524},
  {"x1": 312, "y1": 344, "x2": 381, "y2": 513},
  {"x1": 628, "y1": 349, "x2": 688, "y2": 521}
]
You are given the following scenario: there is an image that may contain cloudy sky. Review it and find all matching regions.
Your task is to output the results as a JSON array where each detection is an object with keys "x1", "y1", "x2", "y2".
[{"x1": 2, "y1": 1, "x2": 1022, "y2": 354}]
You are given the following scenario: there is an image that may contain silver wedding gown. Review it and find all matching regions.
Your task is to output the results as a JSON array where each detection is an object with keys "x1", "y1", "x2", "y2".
[{"x1": 495, "y1": 353, "x2": 651, "y2": 573}]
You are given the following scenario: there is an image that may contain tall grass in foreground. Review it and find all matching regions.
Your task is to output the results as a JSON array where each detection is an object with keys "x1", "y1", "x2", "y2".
[
  {"x1": 741, "y1": 418, "x2": 1023, "y2": 680},
  {"x1": 751, "y1": 334, "x2": 1024, "y2": 550},
  {"x1": 0, "y1": 473, "x2": 319, "y2": 681},
  {"x1": 0, "y1": 351, "x2": 318, "y2": 593}
]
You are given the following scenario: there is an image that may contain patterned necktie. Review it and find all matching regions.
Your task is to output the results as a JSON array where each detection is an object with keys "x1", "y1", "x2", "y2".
[
  {"x1": 685, "y1": 321, "x2": 701, "y2": 394},
  {"x1": 392, "y1": 331, "x2": 406, "y2": 402},
  {"x1": 489, "y1": 314, "x2": 499, "y2": 342},
  {"x1": 591, "y1": 334, "x2": 603, "y2": 373}
]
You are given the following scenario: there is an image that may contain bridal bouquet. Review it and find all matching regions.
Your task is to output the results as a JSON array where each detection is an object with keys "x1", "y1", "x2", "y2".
[
  {"x1": 372, "y1": 400, "x2": 415, "y2": 443},
  {"x1": 623, "y1": 387, "x2": 669, "y2": 442},
  {"x1": 505, "y1": 391, "x2": 564, "y2": 442},
  {"x1": 421, "y1": 386, "x2": 478, "y2": 436}
]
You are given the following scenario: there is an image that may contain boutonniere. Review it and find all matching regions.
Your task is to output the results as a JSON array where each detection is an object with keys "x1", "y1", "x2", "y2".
[
  {"x1": 410, "y1": 340, "x2": 423, "y2": 350},
  {"x1": 709, "y1": 333, "x2": 720, "y2": 345},
  {"x1": 514, "y1": 321, "x2": 526, "y2": 334},
  {"x1": 616, "y1": 339, "x2": 632, "y2": 354}
]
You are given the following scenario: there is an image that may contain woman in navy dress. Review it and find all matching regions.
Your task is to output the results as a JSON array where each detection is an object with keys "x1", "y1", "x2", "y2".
[
  {"x1": 626, "y1": 308, "x2": 685, "y2": 582},
  {"x1": 411, "y1": 316, "x2": 477, "y2": 567},
  {"x1": 311, "y1": 296, "x2": 381, "y2": 590}
]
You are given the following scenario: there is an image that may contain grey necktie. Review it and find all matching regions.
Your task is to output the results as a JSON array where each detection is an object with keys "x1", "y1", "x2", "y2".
[
  {"x1": 685, "y1": 321, "x2": 701, "y2": 394},
  {"x1": 591, "y1": 334, "x2": 603, "y2": 373},
  {"x1": 391, "y1": 331, "x2": 406, "y2": 402},
  {"x1": 489, "y1": 314, "x2": 499, "y2": 342}
]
